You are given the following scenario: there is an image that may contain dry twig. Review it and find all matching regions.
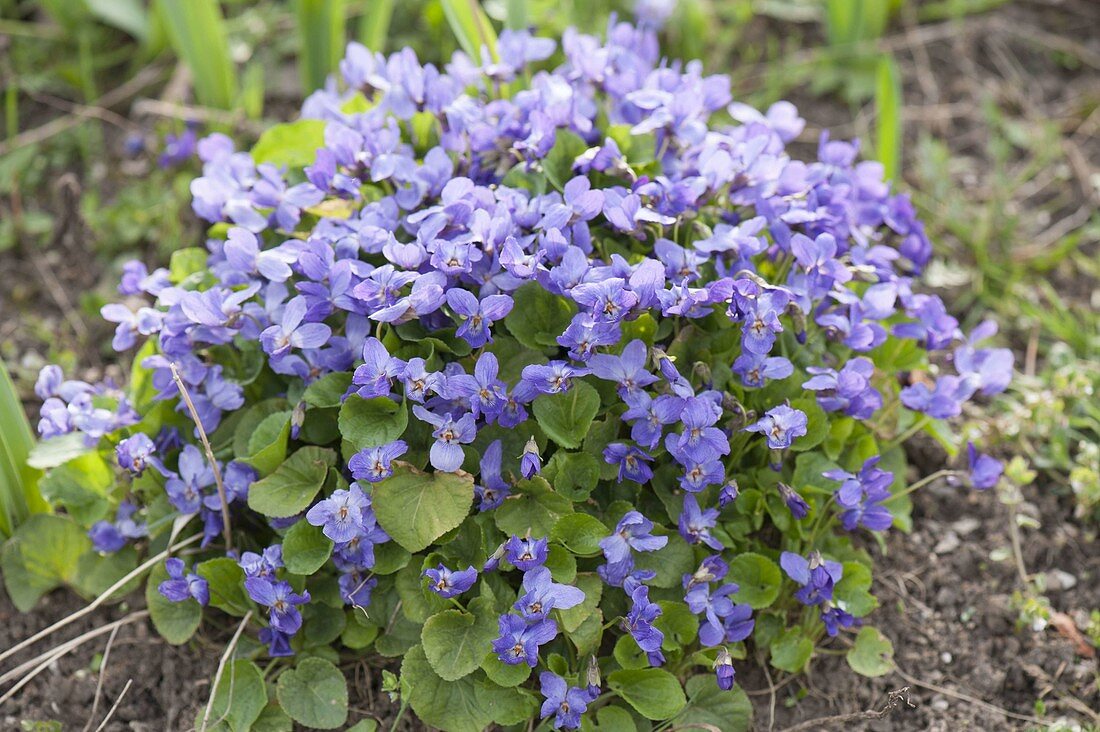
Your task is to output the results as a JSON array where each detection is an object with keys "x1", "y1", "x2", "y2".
[
  {"x1": 894, "y1": 667, "x2": 1047, "y2": 725},
  {"x1": 0, "y1": 522, "x2": 198, "y2": 666},
  {"x1": 779, "y1": 687, "x2": 916, "y2": 731},
  {"x1": 0, "y1": 65, "x2": 165, "y2": 156},
  {"x1": 199, "y1": 611, "x2": 254, "y2": 732},
  {"x1": 82, "y1": 624, "x2": 122, "y2": 732},
  {"x1": 92, "y1": 678, "x2": 134, "y2": 732},
  {"x1": 171, "y1": 363, "x2": 233, "y2": 551}
]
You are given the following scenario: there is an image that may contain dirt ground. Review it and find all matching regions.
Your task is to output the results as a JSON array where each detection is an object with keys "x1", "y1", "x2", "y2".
[{"x1": 2, "y1": 0, "x2": 1097, "y2": 730}]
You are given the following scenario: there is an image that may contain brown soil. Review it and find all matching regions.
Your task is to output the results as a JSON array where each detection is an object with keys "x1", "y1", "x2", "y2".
[{"x1": 741, "y1": 463, "x2": 1100, "y2": 731}]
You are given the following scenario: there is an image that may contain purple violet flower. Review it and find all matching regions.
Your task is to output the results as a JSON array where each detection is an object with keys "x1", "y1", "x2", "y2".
[
  {"x1": 743, "y1": 405, "x2": 808, "y2": 449},
  {"x1": 423, "y1": 564, "x2": 478, "y2": 598},
  {"x1": 159, "y1": 558, "x2": 209, "y2": 606}
]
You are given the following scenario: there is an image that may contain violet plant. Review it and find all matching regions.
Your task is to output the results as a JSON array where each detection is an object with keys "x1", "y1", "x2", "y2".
[{"x1": 6, "y1": 18, "x2": 1013, "y2": 731}]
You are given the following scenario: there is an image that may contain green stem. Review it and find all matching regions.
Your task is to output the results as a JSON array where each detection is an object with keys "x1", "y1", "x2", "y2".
[
  {"x1": 884, "y1": 414, "x2": 930, "y2": 451},
  {"x1": 891, "y1": 469, "x2": 959, "y2": 501},
  {"x1": 389, "y1": 697, "x2": 410, "y2": 732}
]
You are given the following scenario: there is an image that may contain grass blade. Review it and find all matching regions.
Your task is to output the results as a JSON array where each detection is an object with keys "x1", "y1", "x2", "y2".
[
  {"x1": 875, "y1": 54, "x2": 902, "y2": 183},
  {"x1": 359, "y1": 0, "x2": 395, "y2": 53},
  {"x1": 294, "y1": 0, "x2": 347, "y2": 93},
  {"x1": 85, "y1": 0, "x2": 149, "y2": 41},
  {"x1": 0, "y1": 358, "x2": 47, "y2": 540},
  {"x1": 505, "y1": 0, "x2": 527, "y2": 31},
  {"x1": 156, "y1": 0, "x2": 237, "y2": 110},
  {"x1": 440, "y1": 0, "x2": 498, "y2": 62}
]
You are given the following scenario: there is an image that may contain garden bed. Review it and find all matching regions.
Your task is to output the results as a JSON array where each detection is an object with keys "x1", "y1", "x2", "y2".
[{"x1": 2, "y1": 1, "x2": 1097, "y2": 730}]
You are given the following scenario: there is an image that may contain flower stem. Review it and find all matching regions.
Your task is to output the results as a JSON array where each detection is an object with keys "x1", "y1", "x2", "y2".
[{"x1": 890, "y1": 469, "x2": 959, "y2": 501}]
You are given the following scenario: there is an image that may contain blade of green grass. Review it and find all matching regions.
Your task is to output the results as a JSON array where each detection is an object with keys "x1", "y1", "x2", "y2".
[
  {"x1": 156, "y1": 0, "x2": 237, "y2": 110},
  {"x1": 85, "y1": 0, "x2": 149, "y2": 41},
  {"x1": 825, "y1": 0, "x2": 860, "y2": 47},
  {"x1": 505, "y1": 0, "x2": 527, "y2": 30},
  {"x1": 0, "y1": 359, "x2": 47, "y2": 540},
  {"x1": 875, "y1": 54, "x2": 902, "y2": 183},
  {"x1": 440, "y1": 0, "x2": 498, "y2": 62},
  {"x1": 294, "y1": 0, "x2": 347, "y2": 94},
  {"x1": 359, "y1": 0, "x2": 395, "y2": 53}
]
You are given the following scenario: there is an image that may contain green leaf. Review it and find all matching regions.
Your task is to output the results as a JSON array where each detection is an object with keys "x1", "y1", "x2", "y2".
[
  {"x1": 632, "y1": 532, "x2": 694, "y2": 589},
  {"x1": 339, "y1": 395, "x2": 408, "y2": 451},
  {"x1": 374, "y1": 614, "x2": 422, "y2": 657},
  {"x1": 276, "y1": 658, "x2": 349, "y2": 730},
  {"x1": 155, "y1": 0, "x2": 236, "y2": 109},
  {"x1": 728, "y1": 552, "x2": 782, "y2": 609},
  {"x1": 788, "y1": 397, "x2": 829, "y2": 453},
  {"x1": 504, "y1": 282, "x2": 577, "y2": 350},
  {"x1": 542, "y1": 130, "x2": 588, "y2": 191},
  {"x1": 248, "y1": 447, "x2": 336, "y2": 518},
  {"x1": 233, "y1": 399, "x2": 291, "y2": 456},
  {"x1": 834, "y1": 561, "x2": 878, "y2": 617},
  {"x1": 251, "y1": 119, "x2": 327, "y2": 169},
  {"x1": 847, "y1": 626, "x2": 895, "y2": 677},
  {"x1": 559, "y1": 573, "x2": 602, "y2": 633},
  {"x1": 0, "y1": 356, "x2": 46, "y2": 539},
  {"x1": 26, "y1": 432, "x2": 91, "y2": 470},
  {"x1": 545, "y1": 544, "x2": 577, "y2": 583},
  {"x1": 73, "y1": 546, "x2": 141, "y2": 600},
  {"x1": 570, "y1": 607, "x2": 604, "y2": 656},
  {"x1": 494, "y1": 477, "x2": 573, "y2": 538},
  {"x1": 550, "y1": 513, "x2": 608, "y2": 557},
  {"x1": 245, "y1": 411, "x2": 292, "y2": 476},
  {"x1": 791, "y1": 451, "x2": 843, "y2": 495},
  {"x1": 283, "y1": 519, "x2": 334, "y2": 575},
  {"x1": 481, "y1": 651, "x2": 531, "y2": 687},
  {"x1": 147, "y1": 559, "x2": 202, "y2": 644},
  {"x1": 439, "y1": 0, "x2": 498, "y2": 62},
  {"x1": 586, "y1": 705, "x2": 640, "y2": 731},
  {"x1": 401, "y1": 644, "x2": 535, "y2": 732},
  {"x1": 655, "y1": 601, "x2": 699, "y2": 651},
  {"x1": 543, "y1": 450, "x2": 601, "y2": 500},
  {"x1": 346, "y1": 721, "x2": 379, "y2": 732},
  {"x1": 607, "y1": 668, "x2": 687, "y2": 721},
  {"x1": 197, "y1": 557, "x2": 251, "y2": 616},
  {"x1": 303, "y1": 372, "x2": 353, "y2": 408},
  {"x1": 1, "y1": 514, "x2": 90, "y2": 611},
  {"x1": 679, "y1": 675, "x2": 752, "y2": 732},
  {"x1": 613, "y1": 633, "x2": 648, "y2": 670},
  {"x1": 196, "y1": 660, "x2": 267, "y2": 732},
  {"x1": 252, "y1": 701, "x2": 294, "y2": 732},
  {"x1": 37, "y1": 452, "x2": 113, "y2": 525},
  {"x1": 341, "y1": 615, "x2": 379, "y2": 649},
  {"x1": 770, "y1": 628, "x2": 814, "y2": 673},
  {"x1": 303, "y1": 602, "x2": 347, "y2": 645},
  {"x1": 532, "y1": 382, "x2": 601, "y2": 449},
  {"x1": 372, "y1": 465, "x2": 474, "y2": 552},
  {"x1": 421, "y1": 598, "x2": 498, "y2": 681}
]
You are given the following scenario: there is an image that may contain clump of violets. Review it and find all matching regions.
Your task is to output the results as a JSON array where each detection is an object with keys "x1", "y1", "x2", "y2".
[{"x1": 21, "y1": 16, "x2": 1014, "y2": 732}]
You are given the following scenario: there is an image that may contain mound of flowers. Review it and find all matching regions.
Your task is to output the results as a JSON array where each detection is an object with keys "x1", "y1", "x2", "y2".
[{"x1": 16, "y1": 18, "x2": 1011, "y2": 731}]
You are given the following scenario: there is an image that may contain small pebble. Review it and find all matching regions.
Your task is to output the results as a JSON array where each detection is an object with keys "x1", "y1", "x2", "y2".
[
  {"x1": 941, "y1": 652, "x2": 953, "y2": 664},
  {"x1": 1046, "y1": 569, "x2": 1077, "y2": 591},
  {"x1": 931, "y1": 696, "x2": 950, "y2": 712},
  {"x1": 951, "y1": 518, "x2": 980, "y2": 535},
  {"x1": 934, "y1": 531, "x2": 961, "y2": 554}
]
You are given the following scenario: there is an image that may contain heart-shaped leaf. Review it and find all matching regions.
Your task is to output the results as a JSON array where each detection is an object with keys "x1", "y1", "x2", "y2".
[{"x1": 276, "y1": 657, "x2": 348, "y2": 729}]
